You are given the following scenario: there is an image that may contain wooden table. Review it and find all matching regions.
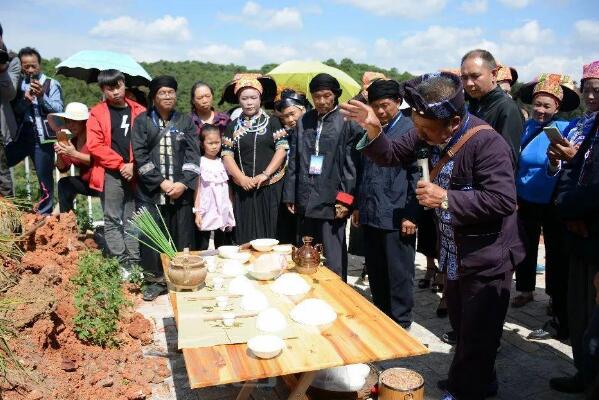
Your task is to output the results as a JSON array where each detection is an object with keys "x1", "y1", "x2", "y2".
[{"x1": 162, "y1": 253, "x2": 429, "y2": 399}]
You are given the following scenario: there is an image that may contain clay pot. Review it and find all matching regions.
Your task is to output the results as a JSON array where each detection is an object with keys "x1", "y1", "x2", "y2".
[
  {"x1": 167, "y1": 255, "x2": 207, "y2": 290},
  {"x1": 292, "y1": 236, "x2": 323, "y2": 275}
]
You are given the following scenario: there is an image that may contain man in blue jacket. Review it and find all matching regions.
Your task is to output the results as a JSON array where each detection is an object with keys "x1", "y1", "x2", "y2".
[
  {"x1": 10, "y1": 47, "x2": 63, "y2": 214},
  {"x1": 352, "y1": 78, "x2": 419, "y2": 329}
]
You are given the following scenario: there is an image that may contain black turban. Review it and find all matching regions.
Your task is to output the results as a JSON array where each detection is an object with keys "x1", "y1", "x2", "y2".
[
  {"x1": 400, "y1": 72, "x2": 465, "y2": 119},
  {"x1": 309, "y1": 73, "x2": 342, "y2": 98},
  {"x1": 275, "y1": 89, "x2": 311, "y2": 112},
  {"x1": 367, "y1": 79, "x2": 401, "y2": 103},
  {"x1": 149, "y1": 75, "x2": 178, "y2": 100}
]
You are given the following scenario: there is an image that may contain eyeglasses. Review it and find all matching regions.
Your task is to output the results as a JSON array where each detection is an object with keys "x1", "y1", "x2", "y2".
[{"x1": 157, "y1": 91, "x2": 176, "y2": 99}]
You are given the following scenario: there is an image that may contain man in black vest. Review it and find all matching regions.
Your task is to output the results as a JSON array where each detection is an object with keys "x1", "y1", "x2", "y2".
[{"x1": 283, "y1": 73, "x2": 362, "y2": 281}]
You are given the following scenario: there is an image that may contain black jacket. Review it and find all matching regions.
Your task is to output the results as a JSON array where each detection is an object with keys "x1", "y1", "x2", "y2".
[
  {"x1": 356, "y1": 112, "x2": 419, "y2": 230},
  {"x1": 469, "y1": 85, "x2": 524, "y2": 163},
  {"x1": 555, "y1": 117, "x2": 599, "y2": 263},
  {"x1": 283, "y1": 107, "x2": 362, "y2": 220},
  {"x1": 132, "y1": 110, "x2": 201, "y2": 204}
]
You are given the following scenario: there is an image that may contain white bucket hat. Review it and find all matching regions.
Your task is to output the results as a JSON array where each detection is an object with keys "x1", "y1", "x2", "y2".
[{"x1": 48, "y1": 102, "x2": 89, "y2": 133}]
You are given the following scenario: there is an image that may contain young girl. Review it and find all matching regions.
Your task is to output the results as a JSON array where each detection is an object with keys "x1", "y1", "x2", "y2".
[{"x1": 194, "y1": 124, "x2": 235, "y2": 249}]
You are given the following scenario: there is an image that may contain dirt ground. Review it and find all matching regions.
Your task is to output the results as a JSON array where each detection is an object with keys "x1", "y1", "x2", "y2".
[{"x1": 0, "y1": 212, "x2": 169, "y2": 400}]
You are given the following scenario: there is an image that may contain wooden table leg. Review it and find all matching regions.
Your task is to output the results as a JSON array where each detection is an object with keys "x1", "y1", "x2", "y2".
[
  {"x1": 287, "y1": 371, "x2": 317, "y2": 400},
  {"x1": 235, "y1": 380, "x2": 257, "y2": 400}
]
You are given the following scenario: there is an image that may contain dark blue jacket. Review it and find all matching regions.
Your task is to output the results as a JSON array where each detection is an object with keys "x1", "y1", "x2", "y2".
[
  {"x1": 555, "y1": 114, "x2": 599, "y2": 262},
  {"x1": 356, "y1": 112, "x2": 419, "y2": 230}
]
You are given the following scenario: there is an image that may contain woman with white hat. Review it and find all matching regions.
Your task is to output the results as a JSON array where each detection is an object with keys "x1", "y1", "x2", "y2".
[{"x1": 48, "y1": 101, "x2": 98, "y2": 212}]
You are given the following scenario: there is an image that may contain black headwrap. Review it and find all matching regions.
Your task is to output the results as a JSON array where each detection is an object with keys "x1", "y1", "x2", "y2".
[
  {"x1": 309, "y1": 73, "x2": 342, "y2": 98},
  {"x1": 400, "y1": 72, "x2": 465, "y2": 119},
  {"x1": 275, "y1": 89, "x2": 311, "y2": 112},
  {"x1": 149, "y1": 75, "x2": 178, "y2": 100},
  {"x1": 367, "y1": 79, "x2": 401, "y2": 103}
]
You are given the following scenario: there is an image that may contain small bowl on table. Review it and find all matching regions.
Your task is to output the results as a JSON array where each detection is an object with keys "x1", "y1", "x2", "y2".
[
  {"x1": 247, "y1": 335, "x2": 284, "y2": 359},
  {"x1": 250, "y1": 239, "x2": 280, "y2": 252},
  {"x1": 218, "y1": 245, "x2": 251, "y2": 263}
]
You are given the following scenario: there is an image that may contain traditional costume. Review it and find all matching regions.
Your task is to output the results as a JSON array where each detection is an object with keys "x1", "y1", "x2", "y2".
[
  {"x1": 221, "y1": 74, "x2": 288, "y2": 244},
  {"x1": 514, "y1": 74, "x2": 580, "y2": 336},
  {"x1": 550, "y1": 60, "x2": 599, "y2": 394},
  {"x1": 358, "y1": 72, "x2": 525, "y2": 400},
  {"x1": 282, "y1": 73, "x2": 362, "y2": 280},
  {"x1": 132, "y1": 76, "x2": 201, "y2": 277}
]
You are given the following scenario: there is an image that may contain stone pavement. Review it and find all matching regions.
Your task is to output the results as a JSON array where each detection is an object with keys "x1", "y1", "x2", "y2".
[{"x1": 137, "y1": 245, "x2": 583, "y2": 400}]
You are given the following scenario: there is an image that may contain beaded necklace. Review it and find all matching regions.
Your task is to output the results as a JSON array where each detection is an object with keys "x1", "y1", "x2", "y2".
[{"x1": 235, "y1": 109, "x2": 270, "y2": 177}]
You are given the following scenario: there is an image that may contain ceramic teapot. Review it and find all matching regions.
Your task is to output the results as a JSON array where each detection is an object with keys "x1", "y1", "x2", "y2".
[{"x1": 291, "y1": 236, "x2": 323, "y2": 274}]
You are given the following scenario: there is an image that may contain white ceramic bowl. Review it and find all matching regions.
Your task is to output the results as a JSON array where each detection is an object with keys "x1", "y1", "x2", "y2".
[
  {"x1": 218, "y1": 245, "x2": 240, "y2": 259},
  {"x1": 229, "y1": 252, "x2": 251, "y2": 263},
  {"x1": 250, "y1": 238, "x2": 280, "y2": 252},
  {"x1": 272, "y1": 244, "x2": 293, "y2": 254},
  {"x1": 247, "y1": 335, "x2": 284, "y2": 359},
  {"x1": 247, "y1": 264, "x2": 283, "y2": 281}
]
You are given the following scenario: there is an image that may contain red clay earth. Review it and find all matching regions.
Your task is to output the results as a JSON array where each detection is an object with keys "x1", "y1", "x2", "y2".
[{"x1": 0, "y1": 212, "x2": 169, "y2": 400}]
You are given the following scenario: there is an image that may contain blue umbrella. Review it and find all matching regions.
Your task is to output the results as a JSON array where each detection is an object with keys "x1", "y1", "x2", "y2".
[{"x1": 55, "y1": 50, "x2": 152, "y2": 87}]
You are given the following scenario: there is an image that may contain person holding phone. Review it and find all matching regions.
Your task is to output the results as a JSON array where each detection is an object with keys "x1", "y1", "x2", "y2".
[
  {"x1": 512, "y1": 74, "x2": 580, "y2": 340},
  {"x1": 47, "y1": 102, "x2": 98, "y2": 213},
  {"x1": 10, "y1": 47, "x2": 63, "y2": 214}
]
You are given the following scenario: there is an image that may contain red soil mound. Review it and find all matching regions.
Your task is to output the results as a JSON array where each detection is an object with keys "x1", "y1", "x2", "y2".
[{"x1": 0, "y1": 212, "x2": 168, "y2": 400}]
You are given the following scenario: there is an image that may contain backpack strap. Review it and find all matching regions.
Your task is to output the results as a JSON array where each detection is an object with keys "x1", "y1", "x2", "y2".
[{"x1": 430, "y1": 124, "x2": 491, "y2": 182}]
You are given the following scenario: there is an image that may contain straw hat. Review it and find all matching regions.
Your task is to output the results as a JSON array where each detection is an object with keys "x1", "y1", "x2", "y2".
[{"x1": 518, "y1": 73, "x2": 580, "y2": 112}]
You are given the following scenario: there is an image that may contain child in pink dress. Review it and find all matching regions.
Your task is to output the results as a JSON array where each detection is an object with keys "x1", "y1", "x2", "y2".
[{"x1": 194, "y1": 124, "x2": 235, "y2": 250}]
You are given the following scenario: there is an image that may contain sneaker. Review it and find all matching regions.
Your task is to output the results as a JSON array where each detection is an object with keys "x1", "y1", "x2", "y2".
[
  {"x1": 549, "y1": 375, "x2": 584, "y2": 393},
  {"x1": 143, "y1": 283, "x2": 167, "y2": 302},
  {"x1": 441, "y1": 331, "x2": 457, "y2": 345},
  {"x1": 528, "y1": 320, "x2": 557, "y2": 340}
]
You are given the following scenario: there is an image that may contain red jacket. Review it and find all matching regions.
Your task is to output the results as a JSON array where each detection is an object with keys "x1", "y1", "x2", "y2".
[{"x1": 86, "y1": 98, "x2": 146, "y2": 192}]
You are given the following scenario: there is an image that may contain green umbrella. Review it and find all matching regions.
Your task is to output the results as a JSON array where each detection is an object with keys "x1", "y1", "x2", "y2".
[
  {"x1": 268, "y1": 60, "x2": 361, "y2": 104},
  {"x1": 55, "y1": 50, "x2": 152, "y2": 87}
]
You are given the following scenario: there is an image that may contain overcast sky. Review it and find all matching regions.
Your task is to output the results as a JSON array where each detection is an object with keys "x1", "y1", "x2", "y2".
[{"x1": 3, "y1": 0, "x2": 598, "y2": 82}]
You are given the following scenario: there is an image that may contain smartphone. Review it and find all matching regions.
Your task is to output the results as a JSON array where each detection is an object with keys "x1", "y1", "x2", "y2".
[{"x1": 543, "y1": 127, "x2": 563, "y2": 144}]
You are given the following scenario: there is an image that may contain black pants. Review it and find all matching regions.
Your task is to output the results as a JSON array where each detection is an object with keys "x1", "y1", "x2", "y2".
[
  {"x1": 363, "y1": 225, "x2": 416, "y2": 328},
  {"x1": 568, "y1": 254, "x2": 599, "y2": 386},
  {"x1": 446, "y1": 271, "x2": 512, "y2": 400},
  {"x1": 195, "y1": 230, "x2": 233, "y2": 250},
  {"x1": 516, "y1": 199, "x2": 566, "y2": 292},
  {"x1": 57, "y1": 176, "x2": 99, "y2": 213},
  {"x1": 301, "y1": 217, "x2": 347, "y2": 281},
  {"x1": 138, "y1": 197, "x2": 195, "y2": 278}
]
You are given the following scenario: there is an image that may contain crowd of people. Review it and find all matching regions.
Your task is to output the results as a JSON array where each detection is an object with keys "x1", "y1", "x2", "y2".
[{"x1": 1, "y1": 20, "x2": 599, "y2": 400}]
